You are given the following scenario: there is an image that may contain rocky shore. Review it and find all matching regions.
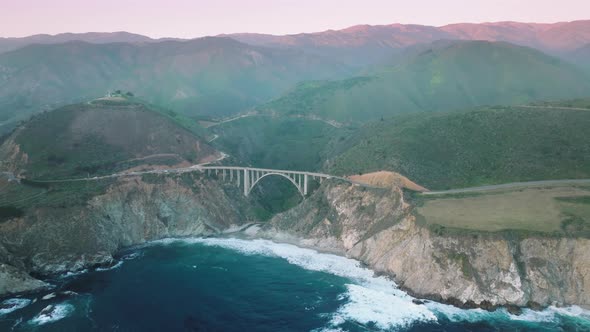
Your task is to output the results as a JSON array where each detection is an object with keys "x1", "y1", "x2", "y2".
[
  {"x1": 254, "y1": 183, "x2": 590, "y2": 310},
  {"x1": 0, "y1": 174, "x2": 254, "y2": 295}
]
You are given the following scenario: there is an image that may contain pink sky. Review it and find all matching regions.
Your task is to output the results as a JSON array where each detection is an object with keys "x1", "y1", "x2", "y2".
[{"x1": 2, "y1": 0, "x2": 590, "y2": 38}]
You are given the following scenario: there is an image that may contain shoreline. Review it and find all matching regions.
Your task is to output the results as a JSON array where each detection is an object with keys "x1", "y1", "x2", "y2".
[{"x1": 1, "y1": 231, "x2": 586, "y2": 318}]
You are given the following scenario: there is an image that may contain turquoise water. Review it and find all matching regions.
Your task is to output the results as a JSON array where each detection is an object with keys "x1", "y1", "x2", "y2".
[{"x1": 1, "y1": 238, "x2": 590, "y2": 331}]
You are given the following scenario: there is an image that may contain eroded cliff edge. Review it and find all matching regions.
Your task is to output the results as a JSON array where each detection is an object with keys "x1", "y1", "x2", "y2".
[
  {"x1": 261, "y1": 183, "x2": 590, "y2": 309},
  {"x1": 0, "y1": 174, "x2": 254, "y2": 295}
]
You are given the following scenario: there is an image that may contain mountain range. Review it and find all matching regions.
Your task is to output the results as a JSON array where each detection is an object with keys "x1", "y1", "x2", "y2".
[
  {"x1": 3, "y1": 20, "x2": 590, "y2": 59},
  {"x1": 1, "y1": 20, "x2": 590, "y2": 132},
  {"x1": 0, "y1": 37, "x2": 351, "y2": 128},
  {"x1": 260, "y1": 40, "x2": 590, "y2": 123}
]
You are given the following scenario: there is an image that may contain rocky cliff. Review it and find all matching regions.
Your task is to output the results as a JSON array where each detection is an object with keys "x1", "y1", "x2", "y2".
[
  {"x1": 262, "y1": 183, "x2": 590, "y2": 309},
  {"x1": 2, "y1": 174, "x2": 589, "y2": 309},
  {"x1": 0, "y1": 173, "x2": 254, "y2": 296}
]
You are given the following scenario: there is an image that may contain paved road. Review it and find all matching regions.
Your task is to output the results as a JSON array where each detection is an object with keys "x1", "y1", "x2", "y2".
[
  {"x1": 517, "y1": 105, "x2": 590, "y2": 111},
  {"x1": 422, "y1": 179, "x2": 590, "y2": 196},
  {"x1": 31, "y1": 152, "x2": 230, "y2": 183},
  {"x1": 205, "y1": 112, "x2": 343, "y2": 128}
]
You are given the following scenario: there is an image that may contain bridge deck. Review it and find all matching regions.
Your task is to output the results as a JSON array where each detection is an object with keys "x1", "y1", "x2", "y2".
[{"x1": 196, "y1": 166, "x2": 333, "y2": 178}]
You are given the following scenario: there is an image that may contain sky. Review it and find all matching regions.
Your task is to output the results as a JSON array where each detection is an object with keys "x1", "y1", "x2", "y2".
[{"x1": 1, "y1": 0, "x2": 590, "y2": 38}]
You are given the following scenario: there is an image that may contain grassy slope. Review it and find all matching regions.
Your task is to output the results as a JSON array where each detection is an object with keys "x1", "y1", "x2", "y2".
[
  {"x1": 260, "y1": 41, "x2": 590, "y2": 123},
  {"x1": 328, "y1": 106, "x2": 590, "y2": 190},
  {"x1": 415, "y1": 185, "x2": 590, "y2": 237}
]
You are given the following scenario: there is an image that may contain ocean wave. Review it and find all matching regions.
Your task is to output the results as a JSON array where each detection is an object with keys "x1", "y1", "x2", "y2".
[
  {"x1": 59, "y1": 269, "x2": 88, "y2": 279},
  {"x1": 121, "y1": 252, "x2": 142, "y2": 260},
  {"x1": 151, "y1": 237, "x2": 590, "y2": 329},
  {"x1": 96, "y1": 260, "x2": 123, "y2": 272},
  {"x1": 155, "y1": 238, "x2": 436, "y2": 329},
  {"x1": 0, "y1": 298, "x2": 31, "y2": 315},
  {"x1": 29, "y1": 303, "x2": 74, "y2": 325}
]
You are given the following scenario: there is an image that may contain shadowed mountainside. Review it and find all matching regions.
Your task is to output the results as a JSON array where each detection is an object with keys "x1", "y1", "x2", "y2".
[{"x1": 0, "y1": 37, "x2": 352, "y2": 131}]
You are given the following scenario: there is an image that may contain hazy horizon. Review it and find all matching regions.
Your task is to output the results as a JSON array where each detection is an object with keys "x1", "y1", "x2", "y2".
[{"x1": 2, "y1": 0, "x2": 590, "y2": 39}]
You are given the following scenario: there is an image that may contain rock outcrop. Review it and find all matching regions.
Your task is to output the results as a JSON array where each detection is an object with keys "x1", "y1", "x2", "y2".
[
  {"x1": 263, "y1": 183, "x2": 590, "y2": 308},
  {"x1": 0, "y1": 174, "x2": 254, "y2": 294}
]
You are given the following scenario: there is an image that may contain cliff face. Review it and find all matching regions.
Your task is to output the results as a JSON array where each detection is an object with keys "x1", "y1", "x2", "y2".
[
  {"x1": 3, "y1": 175, "x2": 589, "y2": 308},
  {"x1": 0, "y1": 174, "x2": 252, "y2": 295},
  {"x1": 266, "y1": 183, "x2": 590, "y2": 308}
]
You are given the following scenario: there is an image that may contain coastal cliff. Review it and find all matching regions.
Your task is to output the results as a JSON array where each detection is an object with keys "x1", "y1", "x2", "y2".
[
  {"x1": 263, "y1": 183, "x2": 590, "y2": 309},
  {"x1": 2, "y1": 175, "x2": 589, "y2": 309},
  {"x1": 0, "y1": 174, "x2": 254, "y2": 295}
]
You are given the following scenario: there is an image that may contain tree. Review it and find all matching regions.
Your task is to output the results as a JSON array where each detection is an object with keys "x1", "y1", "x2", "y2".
[{"x1": 126, "y1": 91, "x2": 134, "y2": 97}]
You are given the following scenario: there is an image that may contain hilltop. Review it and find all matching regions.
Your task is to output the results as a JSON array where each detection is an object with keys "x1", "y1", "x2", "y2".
[
  {"x1": 0, "y1": 98, "x2": 219, "y2": 180},
  {"x1": 260, "y1": 41, "x2": 590, "y2": 123},
  {"x1": 326, "y1": 105, "x2": 590, "y2": 190}
]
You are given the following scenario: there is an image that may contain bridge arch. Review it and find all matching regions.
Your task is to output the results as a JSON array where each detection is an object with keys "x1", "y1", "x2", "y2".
[{"x1": 247, "y1": 172, "x2": 305, "y2": 197}]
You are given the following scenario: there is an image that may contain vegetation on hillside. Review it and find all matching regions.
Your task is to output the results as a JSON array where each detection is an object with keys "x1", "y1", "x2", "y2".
[
  {"x1": 212, "y1": 116, "x2": 346, "y2": 171},
  {"x1": 260, "y1": 41, "x2": 590, "y2": 123},
  {"x1": 327, "y1": 106, "x2": 590, "y2": 190},
  {"x1": 2, "y1": 100, "x2": 217, "y2": 180},
  {"x1": 0, "y1": 38, "x2": 352, "y2": 132},
  {"x1": 528, "y1": 98, "x2": 590, "y2": 109}
]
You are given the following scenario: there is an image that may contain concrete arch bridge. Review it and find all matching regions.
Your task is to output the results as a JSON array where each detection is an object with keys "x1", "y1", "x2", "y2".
[{"x1": 197, "y1": 166, "x2": 346, "y2": 197}]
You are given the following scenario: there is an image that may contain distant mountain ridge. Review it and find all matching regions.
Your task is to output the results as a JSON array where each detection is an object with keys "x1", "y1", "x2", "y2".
[
  {"x1": 3, "y1": 20, "x2": 590, "y2": 57},
  {"x1": 225, "y1": 20, "x2": 590, "y2": 60},
  {"x1": 0, "y1": 31, "x2": 165, "y2": 54}
]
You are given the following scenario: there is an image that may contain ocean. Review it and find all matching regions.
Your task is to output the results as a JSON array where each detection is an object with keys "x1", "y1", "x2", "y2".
[{"x1": 1, "y1": 238, "x2": 589, "y2": 331}]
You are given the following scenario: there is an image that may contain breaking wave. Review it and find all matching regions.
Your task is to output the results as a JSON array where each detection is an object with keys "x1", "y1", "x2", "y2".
[{"x1": 152, "y1": 237, "x2": 590, "y2": 330}]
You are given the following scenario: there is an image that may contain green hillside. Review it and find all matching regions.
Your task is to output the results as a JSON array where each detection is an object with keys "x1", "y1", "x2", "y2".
[
  {"x1": 0, "y1": 98, "x2": 218, "y2": 180},
  {"x1": 0, "y1": 38, "x2": 351, "y2": 132},
  {"x1": 212, "y1": 116, "x2": 345, "y2": 171},
  {"x1": 327, "y1": 106, "x2": 590, "y2": 190},
  {"x1": 260, "y1": 41, "x2": 590, "y2": 123}
]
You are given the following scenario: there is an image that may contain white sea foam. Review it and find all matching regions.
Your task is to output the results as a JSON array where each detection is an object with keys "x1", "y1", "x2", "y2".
[
  {"x1": 60, "y1": 269, "x2": 88, "y2": 279},
  {"x1": 152, "y1": 237, "x2": 590, "y2": 329},
  {"x1": 155, "y1": 238, "x2": 436, "y2": 329},
  {"x1": 0, "y1": 298, "x2": 31, "y2": 315},
  {"x1": 96, "y1": 260, "x2": 123, "y2": 271},
  {"x1": 29, "y1": 303, "x2": 74, "y2": 325},
  {"x1": 121, "y1": 252, "x2": 141, "y2": 260}
]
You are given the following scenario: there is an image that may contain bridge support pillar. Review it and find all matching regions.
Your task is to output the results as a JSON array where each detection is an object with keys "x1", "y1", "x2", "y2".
[
  {"x1": 244, "y1": 169, "x2": 249, "y2": 196},
  {"x1": 237, "y1": 169, "x2": 240, "y2": 186},
  {"x1": 304, "y1": 174, "x2": 308, "y2": 196}
]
